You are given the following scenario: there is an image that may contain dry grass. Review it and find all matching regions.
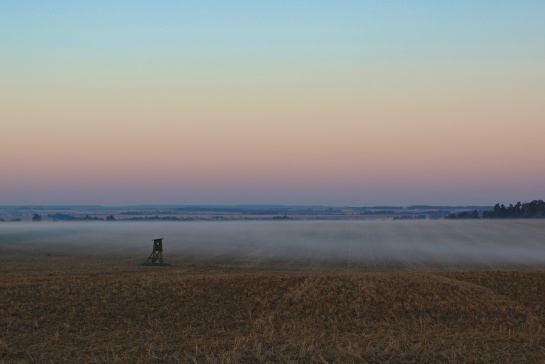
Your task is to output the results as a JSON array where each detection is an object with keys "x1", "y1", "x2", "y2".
[{"x1": 2, "y1": 262, "x2": 545, "y2": 363}]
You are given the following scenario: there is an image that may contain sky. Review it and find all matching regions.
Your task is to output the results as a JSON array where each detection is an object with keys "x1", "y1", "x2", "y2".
[{"x1": 1, "y1": 1, "x2": 544, "y2": 206}]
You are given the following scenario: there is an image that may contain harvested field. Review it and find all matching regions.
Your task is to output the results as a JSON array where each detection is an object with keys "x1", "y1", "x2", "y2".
[{"x1": 1, "y1": 220, "x2": 545, "y2": 363}]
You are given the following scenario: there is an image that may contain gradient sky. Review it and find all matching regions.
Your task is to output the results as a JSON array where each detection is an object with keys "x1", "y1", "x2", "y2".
[{"x1": 1, "y1": 1, "x2": 544, "y2": 205}]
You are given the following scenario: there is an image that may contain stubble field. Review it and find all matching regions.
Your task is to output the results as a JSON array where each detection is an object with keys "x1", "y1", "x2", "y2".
[{"x1": 1, "y1": 220, "x2": 545, "y2": 363}]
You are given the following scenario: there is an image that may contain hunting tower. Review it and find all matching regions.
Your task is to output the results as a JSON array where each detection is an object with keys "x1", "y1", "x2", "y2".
[{"x1": 145, "y1": 238, "x2": 164, "y2": 264}]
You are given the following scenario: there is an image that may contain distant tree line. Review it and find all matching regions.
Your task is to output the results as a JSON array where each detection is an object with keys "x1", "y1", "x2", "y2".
[
  {"x1": 445, "y1": 210, "x2": 480, "y2": 219},
  {"x1": 123, "y1": 215, "x2": 194, "y2": 221},
  {"x1": 482, "y1": 200, "x2": 545, "y2": 218},
  {"x1": 120, "y1": 210, "x2": 176, "y2": 215},
  {"x1": 393, "y1": 214, "x2": 428, "y2": 220},
  {"x1": 445, "y1": 200, "x2": 545, "y2": 219},
  {"x1": 358, "y1": 210, "x2": 396, "y2": 215},
  {"x1": 47, "y1": 213, "x2": 116, "y2": 221}
]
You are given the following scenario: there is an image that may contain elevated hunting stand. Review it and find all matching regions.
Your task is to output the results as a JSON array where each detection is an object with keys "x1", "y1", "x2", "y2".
[{"x1": 145, "y1": 238, "x2": 164, "y2": 264}]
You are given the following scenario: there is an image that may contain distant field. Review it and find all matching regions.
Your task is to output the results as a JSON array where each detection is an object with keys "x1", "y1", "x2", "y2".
[{"x1": 1, "y1": 220, "x2": 545, "y2": 362}]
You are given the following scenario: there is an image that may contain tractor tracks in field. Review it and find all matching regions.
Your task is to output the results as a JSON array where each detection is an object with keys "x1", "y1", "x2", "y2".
[{"x1": 430, "y1": 272, "x2": 545, "y2": 328}]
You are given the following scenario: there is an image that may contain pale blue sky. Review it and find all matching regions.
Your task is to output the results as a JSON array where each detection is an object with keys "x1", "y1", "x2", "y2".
[
  {"x1": 3, "y1": 1, "x2": 544, "y2": 68},
  {"x1": 1, "y1": 1, "x2": 544, "y2": 205}
]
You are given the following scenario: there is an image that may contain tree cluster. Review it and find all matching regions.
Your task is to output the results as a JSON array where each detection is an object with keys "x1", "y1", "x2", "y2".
[
  {"x1": 445, "y1": 200, "x2": 545, "y2": 219},
  {"x1": 445, "y1": 210, "x2": 480, "y2": 219},
  {"x1": 47, "y1": 213, "x2": 104, "y2": 221},
  {"x1": 482, "y1": 200, "x2": 545, "y2": 218}
]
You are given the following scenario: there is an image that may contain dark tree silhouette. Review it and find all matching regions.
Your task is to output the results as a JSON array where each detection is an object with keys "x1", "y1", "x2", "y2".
[
  {"x1": 482, "y1": 200, "x2": 545, "y2": 218},
  {"x1": 446, "y1": 200, "x2": 545, "y2": 219},
  {"x1": 445, "y1": 209, "x2": 480, "y2": 219}
]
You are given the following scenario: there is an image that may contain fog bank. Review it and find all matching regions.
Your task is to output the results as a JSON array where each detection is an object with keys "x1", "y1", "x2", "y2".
[{"x1": 2, "y1": 220, "x2": 545, "y2": 268}]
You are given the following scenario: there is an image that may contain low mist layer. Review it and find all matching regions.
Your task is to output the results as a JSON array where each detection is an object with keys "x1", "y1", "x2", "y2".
[{"x1": 1, "y1": 220, "x2": 545, "y2": 270}]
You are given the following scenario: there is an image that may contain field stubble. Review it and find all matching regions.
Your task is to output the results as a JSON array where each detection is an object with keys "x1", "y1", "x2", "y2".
[
  {"x1": 2, "y1": 220, "x2": 545, "y2": 363},
  {"x1": 2, "y1": 263, "x2": 545, "y2": 363}
]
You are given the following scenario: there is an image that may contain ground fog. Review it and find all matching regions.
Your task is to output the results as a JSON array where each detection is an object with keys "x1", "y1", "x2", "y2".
[{"x1": 1, "y1": 220, "x2": 545, "y2": 270}]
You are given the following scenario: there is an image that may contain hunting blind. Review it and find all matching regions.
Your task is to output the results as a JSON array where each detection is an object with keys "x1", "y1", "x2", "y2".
[{"x1": 145, "y1": 238, "x2": 165, "y2": 264}]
